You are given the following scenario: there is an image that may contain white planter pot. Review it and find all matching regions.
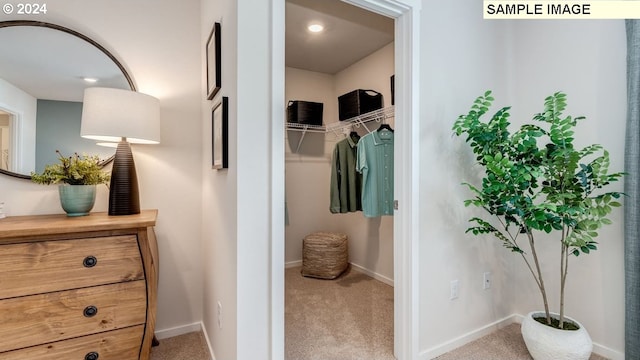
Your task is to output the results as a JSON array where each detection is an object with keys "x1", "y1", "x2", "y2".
[{"x1": 521, "y1": 311, "x2": 592, "y2": 360}]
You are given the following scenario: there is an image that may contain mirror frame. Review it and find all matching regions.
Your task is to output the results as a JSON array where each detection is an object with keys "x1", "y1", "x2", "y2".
[{"x1": 0, "y1": 20, "x2": 136, "y2": 180}]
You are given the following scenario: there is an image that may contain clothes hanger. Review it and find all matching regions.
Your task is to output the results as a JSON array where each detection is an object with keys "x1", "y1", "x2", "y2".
[{"x1": 377, "y1": 123, "x2": 394, "y2": 132}]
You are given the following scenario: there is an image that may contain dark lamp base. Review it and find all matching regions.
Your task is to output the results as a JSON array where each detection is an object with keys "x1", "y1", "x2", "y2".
[{"x1": 109, "y1": 141, "x2": 140, "y2": 216}]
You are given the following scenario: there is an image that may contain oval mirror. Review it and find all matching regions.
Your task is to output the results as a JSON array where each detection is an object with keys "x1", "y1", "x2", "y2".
[{"x1": 0, "y1": 20, "x2": 135, "y2": 179}]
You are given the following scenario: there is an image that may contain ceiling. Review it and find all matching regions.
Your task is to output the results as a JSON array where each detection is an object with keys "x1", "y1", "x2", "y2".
[
  {"x1": 0, "y1": 25, "x2": 130, "y2": 102},
  {"x1": 286, "y1": 0, "x2": 394, "y2": 74}
]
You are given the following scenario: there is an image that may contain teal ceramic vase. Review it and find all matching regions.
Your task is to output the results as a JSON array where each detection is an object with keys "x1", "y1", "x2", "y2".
[{"x1": 58, "y1": 184, "x2": 96, "y2": 217}]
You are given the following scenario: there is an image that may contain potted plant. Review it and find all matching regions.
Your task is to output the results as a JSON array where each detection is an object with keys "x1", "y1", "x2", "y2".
[
  {"x1": 452, "y1": 91, "x2": 624, "y2": 359},
  {"x1": 31, "y1": 151, "x2": 111, "y2": 216}
]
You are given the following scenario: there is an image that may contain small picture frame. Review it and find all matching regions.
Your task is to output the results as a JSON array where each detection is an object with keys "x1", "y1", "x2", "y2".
[
  {"x1": 206, "y1": 22, "x2": 221, "y2": 100},
  {"x1": 212, "y1": 96, "x2": 229, "y2": 169},
  {"x1": 390, "y1": 74, "x2": 395, "y2": 106}
]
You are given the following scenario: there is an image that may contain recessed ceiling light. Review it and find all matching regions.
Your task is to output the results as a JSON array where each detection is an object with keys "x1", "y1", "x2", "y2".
[
  {"x1": 308, "y1": 24, "x2": 324, "y2": 33},
  {"x1": 83, "y1": 77, "x2": 98, "y2": 83}
]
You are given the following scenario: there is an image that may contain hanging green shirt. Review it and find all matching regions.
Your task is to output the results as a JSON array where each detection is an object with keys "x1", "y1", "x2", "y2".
[
  {"x1": 356, "y1": 129, "x2": 394, "y2": 217},
  {"x1": 330, "y1": 134, "x2": 362, "y2": 213}
]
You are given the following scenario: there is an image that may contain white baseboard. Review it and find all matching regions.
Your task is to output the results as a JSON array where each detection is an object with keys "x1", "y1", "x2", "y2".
[
  {"x1": 156, "y1": 321, "x2": 216, "y2": 360},
  {"x1": 418, "y1": 313, "x2": 624, "y2": 360},
  {"x1": 419, "y1": 315, "x2": 517, "y2": 359},
  {"x1": 512, "y1": 313, "x2": 524, "y2": 323},
  {"x1": 284, "y1": 260, "x2": 394, "y2": 286},
  {"x1": 349, "y1": 262, "x2": 394, "y2": 287},
  {"x1": 155, "y1": 322, "x2": 202, "y2": 340},
  {"x1": 200, "y1": 321, "x2": 217, "y2": 360},
  {"x1": 592, "y1": 342, "x2": 624, "y2": 360},
  {"x1": 285, "y1": 260, "x2": 302, "y2": 268}
]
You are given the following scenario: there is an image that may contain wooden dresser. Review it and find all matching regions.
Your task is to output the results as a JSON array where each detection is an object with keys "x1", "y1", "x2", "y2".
[{"x1": 0, "y1": 210, "x2": 158, "y2": 360}]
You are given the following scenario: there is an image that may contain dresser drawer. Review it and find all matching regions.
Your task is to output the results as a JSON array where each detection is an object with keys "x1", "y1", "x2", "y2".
[
  {"x1": 0, "y1": 325, "x2": 144, "y2": 360},
  {"x1": 0, "y1": 280, "x2": 147, "y2": 353},
  {"x1": 0, "y1": 235, "x2": 143, "y2": 299}
]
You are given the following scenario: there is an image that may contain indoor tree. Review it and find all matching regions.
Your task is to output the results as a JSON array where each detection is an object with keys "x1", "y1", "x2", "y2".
[{"x1": 452, "y1": 91, "x2": 624, "y2": 329}]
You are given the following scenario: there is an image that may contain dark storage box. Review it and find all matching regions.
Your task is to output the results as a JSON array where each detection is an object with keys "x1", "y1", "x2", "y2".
[
  {"x1": 287, "y1": 100, "x2": 323, "y2": 126},
  {"x1": 338, "y1": 89, "x2": 383, "y2": 121}
]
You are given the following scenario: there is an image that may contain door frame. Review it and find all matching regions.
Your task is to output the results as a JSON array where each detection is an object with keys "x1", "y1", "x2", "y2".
[
  {"x1": 344, "y1": 2, "x2": 422, "y2": 359},
  {"x1": 270, "y1": 0, "x2": 421, "y2": 358},
  {"x1": 0, "y1": 104, "x2": 22, "y2": 174}
]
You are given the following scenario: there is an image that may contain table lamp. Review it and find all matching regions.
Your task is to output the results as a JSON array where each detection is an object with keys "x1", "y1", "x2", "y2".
[{"x1": 80, "y1": 87, "x2": 160, "y2": 215}]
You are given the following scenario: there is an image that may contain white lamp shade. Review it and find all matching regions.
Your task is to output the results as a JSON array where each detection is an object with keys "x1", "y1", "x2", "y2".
[{"x1": 81, "y1": 87, "x2": 160, "y2": 144}]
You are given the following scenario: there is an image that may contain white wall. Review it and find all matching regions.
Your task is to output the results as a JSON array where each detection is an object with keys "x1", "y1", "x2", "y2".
[
  {"x1": 285, "y1": 67, "x2": 337, "y2": 264},
  {"x1": 0, "y1": 0, "x2": 204, "y2": 337},
  {"x1": 200, "y1": 0, "x2": 239, "y2": 359},
  {"x1": 418, "y1": 0, "x2": 514, "y2": 356},
  {"x1": 284, "y1": 42, "x2": 395, "y2": 282},
  {"x1": 509, "y1": 20, "x2": 626, "y2": 357},
  {"x1": 418, "y1": 5, "x2": 626, "y2": 358},
  {"x1": 335, "y1": 42, "x2": 395, "y2": 116},
  {"x1": 201, "y1": 0, "x2": 283, "y2": 358},
  {"x1": 286, "y1": 67, "x2": 336, "y2": 128},
  {"x1": 334, "y1": 42, "x2": 394, "y2": 280}
]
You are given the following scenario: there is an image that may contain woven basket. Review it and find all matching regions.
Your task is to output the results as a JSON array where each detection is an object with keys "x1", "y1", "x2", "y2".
[{"x1": 301, "y1": 232, "x2": 348, "y2": 279}]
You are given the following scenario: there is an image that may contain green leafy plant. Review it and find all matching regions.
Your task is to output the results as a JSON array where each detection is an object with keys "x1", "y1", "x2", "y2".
[
  {"x1": 453, "y1": 91, "x2": 624, "y2": 329},
  {"x1": 31, "y1": 151, "x2": 111, "y2": 186}
]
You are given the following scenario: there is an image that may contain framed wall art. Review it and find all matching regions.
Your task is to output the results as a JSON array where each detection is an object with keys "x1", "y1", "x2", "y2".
[
  {"x1": 390, "y1": 74, "x2": 395, "y2": 105},
  {"x1": 212, "y1": 96, "x2": 229, "y2": 169},
  {"x1": 206, "y1": 22, "x2": 221, "y2": 100}
]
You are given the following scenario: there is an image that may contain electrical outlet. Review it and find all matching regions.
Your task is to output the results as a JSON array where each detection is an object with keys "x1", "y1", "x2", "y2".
[
  {"x1": 217, "y1": 301, "x2": 222, "y2": 329},
  {"x1": 450, "y1": 280, "x2": 459, "y2": 300},
  {"x1": 483, "y1": 272, "x2": 491, "y2": 290},
  {"x1": 0, "y1": 202, "x2": 5, "y2": 219}
]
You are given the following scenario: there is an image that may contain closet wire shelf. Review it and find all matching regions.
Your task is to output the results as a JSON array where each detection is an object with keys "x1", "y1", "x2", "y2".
[{"x1": 286, "y1": 106, "x2": 394, "y2": 152}]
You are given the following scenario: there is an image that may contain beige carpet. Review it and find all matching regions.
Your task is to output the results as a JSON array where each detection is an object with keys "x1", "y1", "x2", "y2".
[
  {"x1": 150, "y1": 272, "x2": 609, "y2": 360},
  {"x1": 286, "y1": 265, "x2": 395, "y2": 360},
  {"x1": 150, "y1": 331, "x2": 211, "y2": 360},
  {"x1": 148, "y1": 324, "x2": 610, "y2": 360}
]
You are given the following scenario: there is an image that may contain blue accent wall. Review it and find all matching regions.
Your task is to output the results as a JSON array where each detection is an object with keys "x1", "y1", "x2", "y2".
[{"x1": 35, "y1": 100, "x2": 113, "y2": 172}]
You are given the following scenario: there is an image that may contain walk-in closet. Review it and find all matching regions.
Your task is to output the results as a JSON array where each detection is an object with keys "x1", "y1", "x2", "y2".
[{"x1": 284, "y1": 1, "x2": 396, "y2": 358}]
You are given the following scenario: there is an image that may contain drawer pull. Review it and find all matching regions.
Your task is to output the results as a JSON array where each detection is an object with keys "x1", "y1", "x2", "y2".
[
  {"x1": 85, "y1": 352, "x2": 99, "y2": 360},
  {"x1": 83, "y1": 256, "x2": 98, "y2": 268},
  {"x1": 83, "y1": 305, "x2": 98, "y2": 318}
]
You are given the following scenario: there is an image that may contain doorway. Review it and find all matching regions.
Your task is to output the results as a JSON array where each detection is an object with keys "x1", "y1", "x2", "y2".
[
  {"x1": 0, "y1": 110, "x2": 10, "y2": 171},
  {"x1": 278, "y1": 0, "x2": 421, "y2": 358},
  {"x1": 284, "y1": 0, "x2": 395, "y2": 358},
  {"x1": 0, "y1": 108, "x2": 18, "y2": 173}
]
